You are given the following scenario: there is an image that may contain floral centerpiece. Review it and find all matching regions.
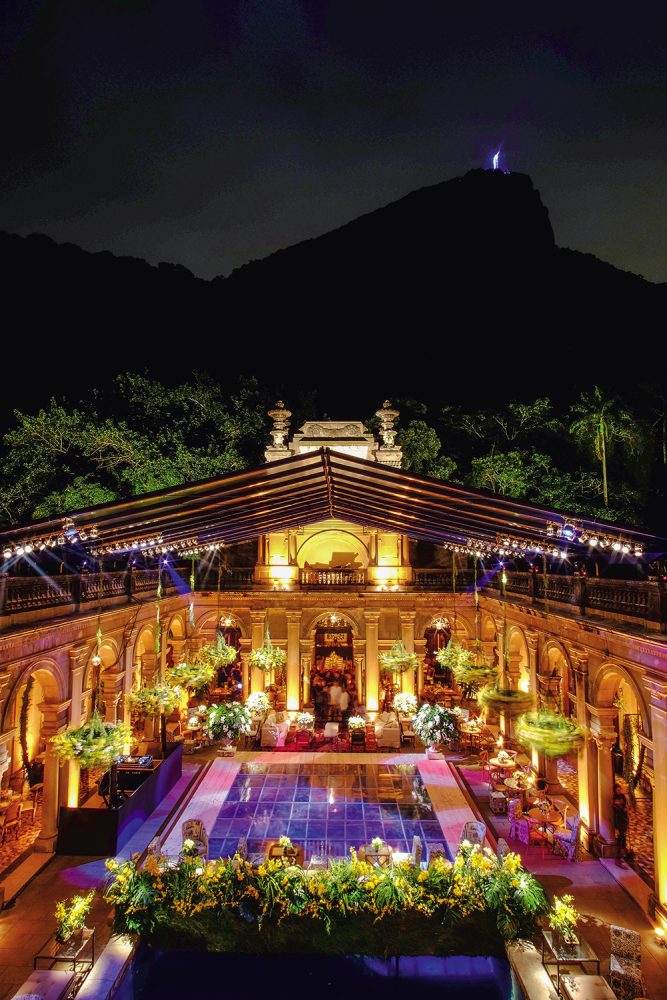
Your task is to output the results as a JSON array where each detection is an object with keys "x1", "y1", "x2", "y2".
[
  {"x1": 371, "y1": 836, "x2": 385, "y2": 853},
  {"x1": 128, "y1": 683, "x2": 183, "y2": 717},
  {"x1": 181, "y1": 837, "x2": 199, "y2": 859},
  {"x1": 166, "y1": 660, "x2": 215, "y2": 698},
  {"x1": 348, "y1": 715, "x2": 366, "y2": 731},
  {"x1": 296, "y1": 711, "x2": 314, "y2": 730},
  {"x1": 51, "y1": 713, "x2": 131, "y2": 769},
  {"x1": 393, "y1": 692, "x2": 418, "y2": 717},
  {"x1": 515, "y1": 710, "x2": 584, "y2": 758},
  {"x1": 413, "y1": 703, "x2": 460, "y2": 749},
  {"x1": 248, "y1": 627, "x2": 287, "y2": 683},
  {"x1": 206, "y1": 701, "x2": 252, "y2": 744},
  {"x1": 246, "y1": 691, "x2": 270, "y2": 715},
  {"x1": 478, "y1": 686, "x2": 533, "y2": 714},
  {"x1": 55, "y1": 891, "x2": 95, "y2": 944},
  {"x1": 379, "y1": 640, "x2": 419, "y2": 677},
  {"x1": 547, "y1": 893, "x2": 580, "y2": 944},
  {"x1": 279, "y1": 835, "x2": 295, "y2": 855}
]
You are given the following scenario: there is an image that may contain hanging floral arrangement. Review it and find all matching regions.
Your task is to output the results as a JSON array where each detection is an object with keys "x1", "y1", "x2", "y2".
[
  {"x1": 197, "y1": 634, "x2": 238, "y2": 670},
  {"x1": 477, "y1": 686, "x2": 533, "y2": 714},
  {"x1": 206, "y1": 702, "x2": 252, "y2": 743},
  {"x1": 166, "y1": 661, "x2": 215, "y2": 697},
  {"x1": 246, "y1": 691, "x2": 270, "y2": 715},
  {"x1": 413, "y1": 703, "x2": 460, "y2": 748},
  {"x1": 248, "y1": 627, "x2": 287, "y2": 676},
  {"x1": 393, "y1": 692, "x2": 418, "y2": 716},
  {"x1": 128, "y1": 683, "x2": 183, "y2": 717},
  {"x1": 515, "y1": 710, "x2": 584, "y2": 758},
  {"x1": 51, "y1": 713, "x2": 131, "y2": 769},
  {"x1": 379, "y1": 640, "x2": 419, "y2": 677},
  {"x1": 437, "y1": 643, "x2": 498, "y2": 694}
]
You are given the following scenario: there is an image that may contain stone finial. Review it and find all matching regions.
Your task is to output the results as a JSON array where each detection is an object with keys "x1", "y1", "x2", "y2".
[
  {"x1": 375, "y1": 400, "x2": 400, "y2": 447},
  {"x1": 267, "y1": 400, "x2": 292, "y2": 450}
]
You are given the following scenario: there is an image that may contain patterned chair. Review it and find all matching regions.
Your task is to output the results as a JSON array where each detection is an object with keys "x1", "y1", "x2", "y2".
[
  {"x1": 181, "y1": 818, "x2": 208, "y2": 859},
  {"x1": 490, "y1": 790, "x2": 507, "y2": 815},
  {"x1": 551, "y1": 813, "x2": 581, "y2": 861},
  {"x1": 392, "y1": 835, "x2": 423, "y2": 867},
  {"x1": 496, "y1": 838, "x2": 511, "y2": 862},
  {"x1": 609, "y1": 924, "x2": 645, "y2": 1000},
  {"x1": 458, "y1": 820, "x2": 486, "y2": 848},
  {"x1": 508, "y1": 797, "x2": 534, "y2": 846}
]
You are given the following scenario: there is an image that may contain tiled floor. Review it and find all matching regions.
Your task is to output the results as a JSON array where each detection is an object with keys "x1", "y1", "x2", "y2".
[{"x1": 208, "y1": 760, "x2": 445, "y2": 861}]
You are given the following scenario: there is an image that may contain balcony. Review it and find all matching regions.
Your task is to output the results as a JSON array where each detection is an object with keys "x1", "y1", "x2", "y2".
[{"x1": 299, "y1": 568, "x2": 367, "y2": 587}]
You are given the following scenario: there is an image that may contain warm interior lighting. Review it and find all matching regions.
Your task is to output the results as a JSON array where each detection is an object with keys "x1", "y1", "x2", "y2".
[
  {"x1": 654, "y1": 926, "x2": 665, "y2": 947},
  {"x1": 519, "y1": 677, "x2": 530, "y2": 693}
]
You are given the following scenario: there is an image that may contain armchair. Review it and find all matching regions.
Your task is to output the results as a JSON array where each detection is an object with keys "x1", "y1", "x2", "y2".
[
  {"x1": 181, "y1": 818, "x2": 208, "y2": 859},
  {"x1": 374, "y1": 712, "x2": 401, "y2": 749},
  {"x1": 458, "y1": 820, "x2": 486, "y2": 848},
  {"x1": 261, "y1": 711, "x2": 291, "y2": 748},
  {"x1": 609, "y1": 924, "x2": 645, "y2": 1000},
  {"x1": 551, "y1": 813, "x2": 581, "y2": 861}
]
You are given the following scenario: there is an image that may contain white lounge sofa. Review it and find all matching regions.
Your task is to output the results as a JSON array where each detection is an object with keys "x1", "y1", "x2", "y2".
[{"x1": 374, "y1": 711, "x2": 401, "y2": 749}]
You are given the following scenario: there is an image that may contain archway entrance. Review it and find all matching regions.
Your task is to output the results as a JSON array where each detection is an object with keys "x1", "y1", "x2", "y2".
[{"x1": 309, "y1": 616, "x2": 356, "y2": 725}]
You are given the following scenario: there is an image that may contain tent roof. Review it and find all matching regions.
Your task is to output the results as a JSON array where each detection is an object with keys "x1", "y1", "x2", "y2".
[{"x1": 0, "y1": 448, "x2": 663, "y2": 559}]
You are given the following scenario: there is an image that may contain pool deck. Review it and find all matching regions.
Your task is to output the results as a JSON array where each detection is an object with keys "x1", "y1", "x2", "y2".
[{"x1": 1, "y1": 751, "x2": 666, "y2": 1000}]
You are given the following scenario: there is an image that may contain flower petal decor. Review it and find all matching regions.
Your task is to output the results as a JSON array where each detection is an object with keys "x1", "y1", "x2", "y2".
[
  {"x1": 246, "y1": 691, "x2": 270, "y2": 715},
  {"x1": 393, "y1": 692, "x2": 418, "y2": 716},
  {"x1": 206, "y1": 701, "x2": 252, "y2": 743},
  {"x1": 413, "y1": 703, "x2": 460, "y2": 747},
  {"x1": 51, "y1": 712, "x2": 131, "y2": 769},
  {"x1": 379, "y1": 640, "x2": 419, "y2": 676},
  {"x1": 515, "y1": 710, "x2": 584, "y2": 758}
]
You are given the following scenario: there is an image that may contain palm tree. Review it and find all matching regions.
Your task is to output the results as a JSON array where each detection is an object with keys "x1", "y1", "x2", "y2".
[{"x1": 569, "y1": 388, "x2": 641, "y2": 508}]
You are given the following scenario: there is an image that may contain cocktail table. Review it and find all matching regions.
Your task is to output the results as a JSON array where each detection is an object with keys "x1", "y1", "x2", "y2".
[
  {"x1": 560, "y1": 974, "x2": 616, "y2": 1000},
  {"x1": 541, "y1": 930, "x2": 600, "y2": 992}
]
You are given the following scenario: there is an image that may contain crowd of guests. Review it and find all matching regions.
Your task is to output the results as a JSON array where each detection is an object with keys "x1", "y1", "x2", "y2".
[{"x1": 310, "y1": 665, "x2": 359, "y2": 727}]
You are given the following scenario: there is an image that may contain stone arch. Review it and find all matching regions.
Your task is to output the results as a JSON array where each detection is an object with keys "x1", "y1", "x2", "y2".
[
  {"x1": 167, "y1": 613, "x2": 186, "y2": 639},
  {"x1": 593, "y1": 662, "x2": 651, "y2": 738},
  {"x1": 480, "y1": 612, "x2": 497, "y2": 641},
  {"x1": 132, "y1": 625, "x2": 157, "y2": 689},
  {"x1": 215, "y1": 612, "x2": 247, "y2": 637},
  {"x1": 303, "y1": 609, "x2": 361, "y2": 638},
  {"x1": 542, "y1": 638, "x2": 573, "y2": 714},
  {"x1": 2, "y1": 657, "x2": 65, "y2": 730},
  {"x1": 296, "y1": 529, "x2": 370, "y2": 569},
  {"x1": 2, "y1": 659, "x2": 66, "y2": 785},
  {"x1": 192, "y1": 610, "x2": 248, "y2": 638},
  {"x1": 507, "y1": 624, "x2": 530, "y2": 690}
]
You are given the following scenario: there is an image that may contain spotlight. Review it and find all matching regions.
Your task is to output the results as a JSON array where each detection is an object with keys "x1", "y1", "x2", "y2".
[
  {"x1": 15, "y1": 546, "x2": 24, "y2": 555},
  {"x1": 589, "y1": 537, "x2": 598, "y2": 547},
  {"x1": 612, "y1": 541, "x2": 622, "y2": 552},
  {"x1": 621, "y1": 544, "x2": 630, "y2": 554},
  {"x1": 2, "y1": 548, "x2": 11, "y2": 559}
]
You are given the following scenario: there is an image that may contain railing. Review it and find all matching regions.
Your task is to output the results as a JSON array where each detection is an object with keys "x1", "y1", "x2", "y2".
[
  {"x1": 412, "y1": 569, "x2": 476, "y2": 590},
  {"x1": 299, "y1": 569, "x2": 367, "y2": 587},
  {"x1": 0, "y1": 569, "x2": 177, "y2": 623},
  {"x1": 492, "y1": 572, "x2": 666, "y2": 628},
  {"x1": 221, "y1": 568, "x2": 255, "y2": 589}
]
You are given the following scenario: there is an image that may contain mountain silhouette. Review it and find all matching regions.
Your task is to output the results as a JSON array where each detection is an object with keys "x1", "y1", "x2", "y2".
[{"x1": 1, "y1": 169, "x2": 664, "y2": 416}]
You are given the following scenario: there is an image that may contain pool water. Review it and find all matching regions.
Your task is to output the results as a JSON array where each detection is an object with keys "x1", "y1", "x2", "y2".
[
  {"x1": 120, "y1": 948, "x2": 519, "y2": 1000},
  {"x1": 209, "y1": 761, "x2": 448, "y2": 861}
]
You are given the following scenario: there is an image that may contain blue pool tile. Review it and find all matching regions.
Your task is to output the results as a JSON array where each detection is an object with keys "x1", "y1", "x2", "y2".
[
  {"x1": 218, "y1": 802, "x2": 238, "y2": 818},
  {"x1": 228, "y1": 818, "x2": 250, "y2": 834},
  {"x1": 291, "y1": 802, "x2": 309, "y2": 818},
  {"x1": 294, "y1": 789, "x2": 310, "y2": 801},
  {"x1": 287, "y1": 821, "x2": 307, "y2": 838},
  {"x1": 272, "y1": 803, "x2": 292, "y2": 818},
  {"x1": 308, "y1": 803, "x2": 327, "y2": 818},
  {"x1": 235, "y1": 802, "x2": 257, "y2": 818},
  {"x1": 275, "y1": 788, "x2": 295, "y2": 801},
  {"x1": 306, "y1": 822, "x2": 327, "y2": 838}
]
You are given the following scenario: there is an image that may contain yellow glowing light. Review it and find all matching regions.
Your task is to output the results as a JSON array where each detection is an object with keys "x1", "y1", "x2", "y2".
[
  {"x1": 656, "y1": 926, "x2": 666, "y2": 946},
  {"x1": 519, "y1": 677, "x2": 530, "y2": 693}
]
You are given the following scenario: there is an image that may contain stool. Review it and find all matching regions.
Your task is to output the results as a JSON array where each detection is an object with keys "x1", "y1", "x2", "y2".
[{"x1": 490, "y1": 791, "x2": 507, "y2": 815}]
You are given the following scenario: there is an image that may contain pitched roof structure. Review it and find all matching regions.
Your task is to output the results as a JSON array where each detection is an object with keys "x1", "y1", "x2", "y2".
[{"x1": 0, "y1": 448, "x2": 664, "y2": 562}]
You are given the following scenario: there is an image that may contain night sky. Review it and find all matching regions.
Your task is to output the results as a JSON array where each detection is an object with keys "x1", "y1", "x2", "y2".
[{"x1": 2, "y1": 1, "x2": 667, "y2": 283}]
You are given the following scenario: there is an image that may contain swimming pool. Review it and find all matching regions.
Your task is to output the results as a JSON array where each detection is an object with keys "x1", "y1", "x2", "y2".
[{"x1": 209, "y1": 761, "x2": 448, "y2": 862}]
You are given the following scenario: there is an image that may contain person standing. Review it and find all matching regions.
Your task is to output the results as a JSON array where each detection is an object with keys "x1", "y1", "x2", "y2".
[
  {"x1": 339, "y1": 685, "x2": 350, "y2": 728},
  {"x1": 329, "y1": 679, "x2": 343, "y2": 721},
  {"x1": 613, "y1": 782, "x2": 630, "y2": 867}
]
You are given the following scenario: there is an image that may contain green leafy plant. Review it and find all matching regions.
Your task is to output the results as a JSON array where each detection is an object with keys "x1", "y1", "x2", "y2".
[
  {"x1": 54, "y1": 891, "x2": 95, "y2": 944},
  {"x1": 379, "y1": 640, "x2": 419, "y2": 677},
  {"x1": 196, "y1": 634, "x2": 238, "y2": 670},
  {"x1": 248, "y1": 627, "x2": 287, "y2": 678},
  {"x1": 51, "y1": 713, "x2": 131, "y2": 769},
  {"x1": 436, "y1": 644, "x2": 498, "y2": 696},
  {"x1": 515, "y1": 710, "x2": 584, "y2": 758},
  {"x1": 128, "y1": 683, "x2": 183, "y2": 716},
  {"x1": 348, "y1": 715, "x2": 366, "y2": 731},
  {"x1": 206, "y1": 701, "x2": 251, "y2": 743},
  {"x1": 166, "y1": 660, "x2": 215, "y2": 697},
  {"x1": 477, "y1": 686, "x2": 533, "y2": 713},
  {"x1": 547, "y1": 893, "x2": 580, "y2": 943}
]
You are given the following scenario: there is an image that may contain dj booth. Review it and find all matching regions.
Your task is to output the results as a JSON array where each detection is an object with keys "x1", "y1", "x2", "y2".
[{"x1": 56, "y1": 742, "x2": 183, "y2": 856}]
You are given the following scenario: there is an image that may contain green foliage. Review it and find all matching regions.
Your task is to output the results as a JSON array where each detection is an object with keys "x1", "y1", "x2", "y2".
[
  {"x1": 515, "y1": 710, "x2": 584, "y2": 758},
  {"x1": 413, "y1": 703, "x2": 461, "y2": 745},
  {"x1": 398, "y1": 420, "x2": 457, "y2": 480},
  {"x1": 128, "y1": 683, "x2": 183, "y2": 717},
  {"x1": 104, "y1": 842, "x2": 547, "y2": 946},
  {"x1": 379, "y1": 640, "x2": 420, "y2": 676},
  {"x1": 166, "y1": 661, "x2": 215, "y2": 697},
  {"x1": 51, "y1": 712, "x2": 131, "y2": 768},
  {"x1": 206, "y1": 701, "x2": 252, "y2": 742}
]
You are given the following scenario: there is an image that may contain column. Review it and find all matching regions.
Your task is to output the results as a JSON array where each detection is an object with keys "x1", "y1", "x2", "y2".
[
  {"x1": 35, "y1": 700, "x2": 71, "y2": 853},
  {"x1": 239, "y1": 643, "x2": 250, "y2": 699},
  {"x1": 646, "y1": 676, "x2": 667, "y2": 909},
  {"x1": 479, "y1": 640, "x2": 496, "y2": 667},
  {"x1": 101, "y1": 671, "x2": 124, "y2": 723},
  {"x1": 121, "y1": 626, "x2": 139, "y2": 720},
  {"x1": 364, "y1": 612, "x2": 380, "y2": 712},
  {"x1": 588, "y1": 703, "x2": 619, "y2": 855},
  {"x1": 158, "y1": 621, "x2": 170, "y2": 680},
  {"x1": 525, "y1": 630, "x2": 539, "y2": 711},
  {"x1": 568, "y1": 648, "x2": 596, "y2": 848},
  {"x1": 286, "y1": 611, "x2": 302, "y2": 711},
  {"x1": 369, "y1": 531, "x2": 378, "y2": 566},
  {"x1": 494, "y1": 616, "x2": 506, "y2": 683},
  {"x1": 415, "y1": 638, "x2": 427, "y2": 694},
  {"x1": 68, "y1": 644, "x2": 89, "y2": 728},
  {"x1": 399, "y1": 611, "x2": 416, "y2": 694},
  {"x1": 250, "y1": 611, "x2": 266, "y2": 693}
]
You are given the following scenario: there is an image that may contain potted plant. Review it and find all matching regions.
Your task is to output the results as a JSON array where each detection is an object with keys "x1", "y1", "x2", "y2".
[
  {"x1": 438, "y1": 644, "x2": 498, "y2": 698},
  {"x1": 279, "y1": 834, "x2": 296, "y2": 859},
  {"x1": 413, "y1": 702, "x2": 460, "y2": 754},
  {"x1": 51, "y1": 713, "x2": 131, "y2": 770},
  {"x1": 206, "y1": 701, "x2": 252, "y2": 750},
  {"x1": 515, "y1": 710, "x2": 584, "y2": 758},
  {"x1": 248, "y1": 627, "x2": 287, "y2": 686},
  {"x1": 348, "y1": 715, "x2": 366, "y2": 732},
  {"x1": 296, "y1": 711, "x2": 314, "y2": 730},
  {"x1": 54, "y1": 891, "x2": 95, "y2": 945},
  {"x1": 547, "y1": 893, "x2": 580, "y2": 946}
]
